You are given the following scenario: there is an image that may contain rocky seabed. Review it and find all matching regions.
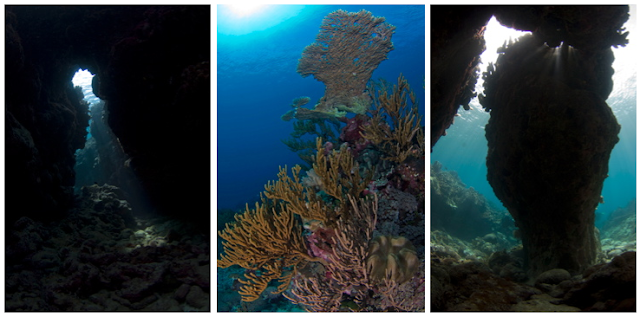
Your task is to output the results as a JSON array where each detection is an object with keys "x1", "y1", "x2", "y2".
[{"x1": 5, "y1": 185, "x2": 210, "y2": 312}]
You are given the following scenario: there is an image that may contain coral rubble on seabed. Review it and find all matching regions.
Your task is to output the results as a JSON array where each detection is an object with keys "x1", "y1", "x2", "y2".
[
  {"x1": 430, "y1": 164, "x2": 636, "y2": 312},
  {"x1": 432, "y1": 229, "x2": 636, "y2": 312},
  {"x1": 599, "y1": 199, "x2": 636, "y2": 261},
  {"x1": 5, "y1": 184, "x2": 210, "y2": 312}
]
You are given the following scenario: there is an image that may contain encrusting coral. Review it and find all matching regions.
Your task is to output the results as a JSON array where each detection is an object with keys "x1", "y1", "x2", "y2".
[
  {"x1": 365, "y1": 235, "x2": 419, "y2": 284},
  {"x1": 293, "y1": 9, "x2": 395, "y2": 120}
]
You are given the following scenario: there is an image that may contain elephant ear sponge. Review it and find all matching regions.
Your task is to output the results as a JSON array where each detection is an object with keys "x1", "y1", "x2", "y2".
[{"x1": 365, "y1": 235, "x2": 419, "y2": 284}]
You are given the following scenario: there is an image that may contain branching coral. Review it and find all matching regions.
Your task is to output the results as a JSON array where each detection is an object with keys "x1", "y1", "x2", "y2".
[
  {"x1": 264, "y1": 164, "x2": 333, "y2": 227},
  {"x1": 282, "y1": 97, "x2": 312, "y2": 121},
  {"x1": 217, "y1": 196, "x2": 322, "y2": 302},
  {"x1": 295, "y1": 9, "x2": 395, "y2": 120},
  {"x1": 219, "y1": 136, "x2": 373, "y2": 303},
  {"x1": 266, "y1": 137, "x2": 371, "y2": 229},
  {"x1": 362, "y1": 74, "x2": 424, "y2": 163},
  {"x1": 284, "y1": 194, "x2": 378, "y2": 312},
  {"x1": 281, "y1": 116, "x2": 341, "y2": 169}
]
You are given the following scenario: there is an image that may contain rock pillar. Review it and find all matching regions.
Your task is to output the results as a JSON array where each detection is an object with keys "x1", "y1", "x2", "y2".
[{"x1": 481, "y1": 34, "x2": 621, "y2": 275}]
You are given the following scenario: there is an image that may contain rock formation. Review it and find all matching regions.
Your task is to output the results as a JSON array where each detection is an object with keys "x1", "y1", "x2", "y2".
[{"x1": 432, "y1": 5, "x2": 629, "y2": 277}]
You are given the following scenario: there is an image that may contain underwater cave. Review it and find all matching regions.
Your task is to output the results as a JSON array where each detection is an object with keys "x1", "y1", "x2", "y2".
[
  {"x1": 5, "y1": 5, "x2": 211, "y2": 311},
  {"x1": 431, "y1": 5, "x2": 636, "y2": 312}
]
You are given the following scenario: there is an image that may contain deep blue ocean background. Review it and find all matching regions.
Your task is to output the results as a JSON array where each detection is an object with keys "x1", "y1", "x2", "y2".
[{"x1": 217, "y1": 5, "x2": 425, "y2": 212}]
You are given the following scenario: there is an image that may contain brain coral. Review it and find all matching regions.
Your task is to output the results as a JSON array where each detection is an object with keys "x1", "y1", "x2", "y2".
[{"x1": 365, "y1": 235, "x2": 419, "y2": 284}]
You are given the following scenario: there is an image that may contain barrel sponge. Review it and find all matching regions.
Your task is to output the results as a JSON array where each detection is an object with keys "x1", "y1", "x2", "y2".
[{"x1": 365, "y1": 235, "x2": 419, "y2": 284}]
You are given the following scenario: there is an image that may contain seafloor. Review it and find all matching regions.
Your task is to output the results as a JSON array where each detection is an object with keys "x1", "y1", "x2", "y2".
[
  {"x1": 5, "y1": 184, "x2": 210, "y2": 312},
  {"x1": 431, "y1": 164, "x2": 636, "y2": 312}
]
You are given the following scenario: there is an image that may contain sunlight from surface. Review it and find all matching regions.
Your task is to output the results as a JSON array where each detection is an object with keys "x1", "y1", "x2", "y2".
[
  {"x1": 609, "y1": 4, "x2": 637, "y2": 111},
  {"x1": 72, "y1": 68, "x2": 100, "y2": 109},
  {"x1": 481, "y1": 16, "x2": 531, "y2": 66},
  {"x1": 217, "y1": 4, "x2": 304, "y2": 36},
  {"x1": 225, "y1": 4, "x2": 267, "y2": 18},
  {"x1": 432, "y1": 17, "x2": 530, "y2": 208},
  {"x1": 472, "y1": 16, "x2": 530, "y2": 109},
  {"x1": 72, "y1": 69, "x2": 93, "y2": 88}
]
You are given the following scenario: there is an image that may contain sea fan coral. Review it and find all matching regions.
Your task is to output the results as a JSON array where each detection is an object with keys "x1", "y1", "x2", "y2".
[{"x1": 295, "y1": 9, "x2": 395, "y2": 119}]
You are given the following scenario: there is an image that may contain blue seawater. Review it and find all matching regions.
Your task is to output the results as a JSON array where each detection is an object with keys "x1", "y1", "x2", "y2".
[
  {"x1": 216, "y1": 5, "x2": 425, "y2": 312},
  {"x1": 217, "y1": 5, "x2": 425, "y2": 211}
]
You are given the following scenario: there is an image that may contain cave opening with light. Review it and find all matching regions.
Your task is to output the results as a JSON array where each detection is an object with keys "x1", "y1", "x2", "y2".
[
  {"x1": 431, "y1": 5, "x2": 635, "y2": 312},
  {"x1": 5, "y1": 6, "x2": 211, "y2": 311}
]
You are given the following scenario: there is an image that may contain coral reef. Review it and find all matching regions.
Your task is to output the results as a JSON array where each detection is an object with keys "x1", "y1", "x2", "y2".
[
  {"x1": 431, "y1": 258, "x2": 542, "y2": 312},
  {"x1": 431, "y1": 243, "x2": 636, "y2": 311},
  {"x1": 5, "y1": 184, "x2": 209, "y2": 312},
  {"x1": 596, "y1": 199, "x2": 636, "y2": 262},
  {"x1": 281, "y1": 117, "x2": 341, "y2": 169},
  {"x1": 218, "y1": 138, "x2": 373, "y2": 303},
  {"x1": 281, "y1": 97, "x2": 312, "y2": 121},
  {"x1": 293, "y1": 9, "x2": 395, "y2": 120},
  {"x1": 219, "y1": 134, "x2": 425, "y2": 311},
  {"x1": 376, "y1": 187, "x2": 424, "y2": 254},
  {"x1": 431, "y1": 211, "x2": 635, "y2": 311},
  {"x1": 284, "y1": 195, "x2": 378, "y2": 311},
  {"x1": 217, "y1": 194, "x2": 320, "y2": 302},
  {"x1": 362, "y1": 75, "x2": 425, "y2": 163},
  {"x1": 430, "y1": 6, "x2": 633, "y2": 311},
  {"x1": 219, "y1": 9, "x2": 425, "y2": 311},
  {"x1": 431, "y1": 162, "x2": 516, "y2": 243},
  {"x1": 600, "y1": 199, "x2": 636, "y2": 242}
]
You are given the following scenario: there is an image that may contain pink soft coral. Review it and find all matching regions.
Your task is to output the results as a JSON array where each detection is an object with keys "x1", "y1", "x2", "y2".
[{"x1": 306, "y1": 227, "x2": 337, "y2": 262}]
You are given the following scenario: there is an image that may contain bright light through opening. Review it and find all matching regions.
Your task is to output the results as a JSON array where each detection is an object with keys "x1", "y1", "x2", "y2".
[
  {"x1": 225, "y1": 4, "x2": 267, "y2": 18},
  {"x1": 72, "y1": 69, "x2": 93, "y2": 88},
  {"x1": 72, "y1": 69, "x2": 100, "y2": 109},
  {"x1": 473, "y1": 17, "x2": 531, "y2": 106}
]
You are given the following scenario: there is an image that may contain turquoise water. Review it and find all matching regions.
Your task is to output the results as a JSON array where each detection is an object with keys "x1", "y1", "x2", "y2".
[{"x1": 431, "y1": 46, "x2": 636, "y2": 229}]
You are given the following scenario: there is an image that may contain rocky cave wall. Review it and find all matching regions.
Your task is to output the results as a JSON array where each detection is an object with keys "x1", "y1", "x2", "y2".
[
  {"x1": 431, "y1": 5, "x2": 629, "y2": 276},
  {"x1": 430, "y1": 6, "x2": 493, "y2": 150},
  {"x1": 5, "y1": 6, "x2": 210, "y2": 231}
]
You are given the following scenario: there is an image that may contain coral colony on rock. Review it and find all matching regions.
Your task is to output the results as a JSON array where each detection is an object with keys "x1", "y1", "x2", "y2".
[
  {"x1": 431, "y1": 5, "x2": 636, "y2": 312},
  {"x1": 5, "y1": 6, "x2": 210, "y2": 311},
  {"x1": 217, "y1": 6, "x2": 426, "y2": 312}
]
